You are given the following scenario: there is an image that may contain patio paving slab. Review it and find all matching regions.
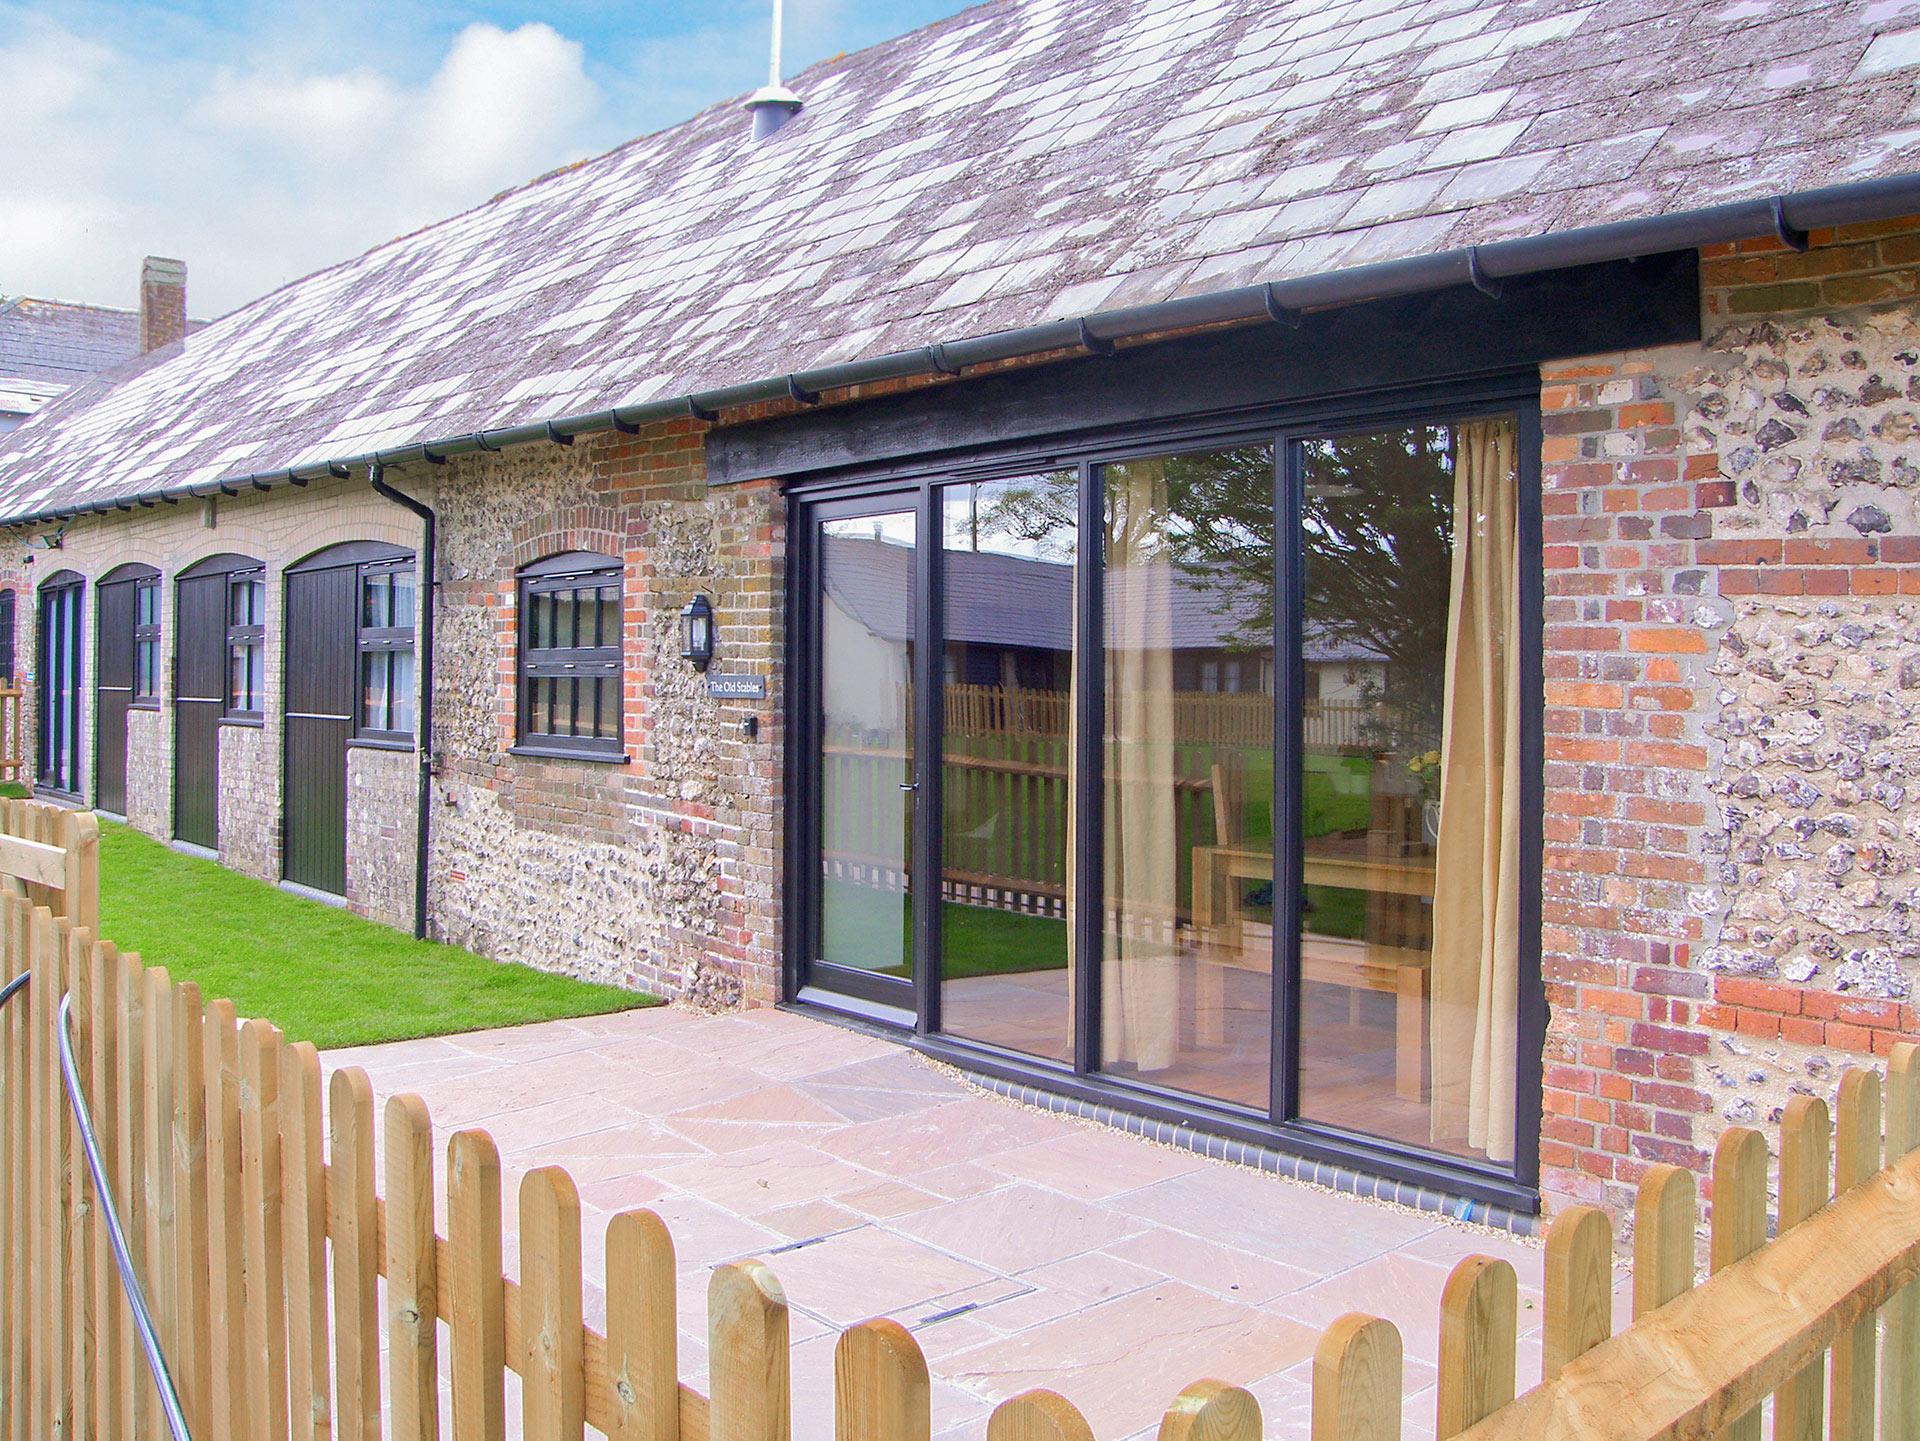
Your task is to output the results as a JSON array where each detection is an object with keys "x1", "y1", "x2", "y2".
[{"x1": 321, "y1": 1004, "x2": 1608, "y2": 1441}]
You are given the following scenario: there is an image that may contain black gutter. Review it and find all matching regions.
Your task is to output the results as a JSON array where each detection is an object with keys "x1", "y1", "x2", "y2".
[
  {"x1": 6, "y1": 170, "x2": 1920, "y2": 527},
  {"x1": 369, "y1": 465, "x2": 436, "y2": 941}
]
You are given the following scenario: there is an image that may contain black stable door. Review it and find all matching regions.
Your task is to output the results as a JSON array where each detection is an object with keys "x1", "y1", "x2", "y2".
[
  {"x1": 95, "y1": 575, "x2": 137, "y2": 814},
  {"x1": 174, "y1": 561, "x2": 242, "y2": 848},
  {"x1": 36, "y1": 575, "x2": 84, "y2": 796},
  {"x1": 283, "y1": 563, "x2": 356, "y2": 894}
]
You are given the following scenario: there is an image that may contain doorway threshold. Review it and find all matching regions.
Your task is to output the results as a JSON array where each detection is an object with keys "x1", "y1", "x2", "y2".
[{"x1": 278, "y1": 878, "x2": 349, "y2": 909}]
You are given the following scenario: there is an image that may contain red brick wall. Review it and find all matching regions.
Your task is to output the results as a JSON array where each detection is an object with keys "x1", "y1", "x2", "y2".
[{"x1": 1538, "y1": 217, "x2": 1920, "y2": 1216}]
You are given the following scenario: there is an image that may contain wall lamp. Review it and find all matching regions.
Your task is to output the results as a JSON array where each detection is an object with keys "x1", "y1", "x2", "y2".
[
  {"x1": 26, "y1": 526, "x2": 66, "y2": 552},
  {"x1": 680, "y1": 594, "x2": 715, "y2": 672}
]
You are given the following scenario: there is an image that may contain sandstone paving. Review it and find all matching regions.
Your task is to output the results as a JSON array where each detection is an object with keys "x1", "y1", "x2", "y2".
[{"x1": 322, "y1": 1004, "x2": 1617, "y2": 1441}]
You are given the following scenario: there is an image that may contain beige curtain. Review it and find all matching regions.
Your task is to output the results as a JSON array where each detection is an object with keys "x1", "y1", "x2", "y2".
[
  {"x1": 1101, "y1": 459, "x2": 1179, "y2": 1071},
  {"x1": 1429, "y1": 419, "x2": 1522, "y2": 1163}
]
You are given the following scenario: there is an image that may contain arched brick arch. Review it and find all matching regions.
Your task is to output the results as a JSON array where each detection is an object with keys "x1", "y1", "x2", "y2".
[{"x1": 508, "y1": 506, "x2": 627, "y2": 572}]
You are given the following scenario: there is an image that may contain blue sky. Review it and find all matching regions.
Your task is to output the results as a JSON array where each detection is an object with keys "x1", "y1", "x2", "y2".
[{"x1": 0, "y1": 0, "x2": 978, "y2": 316}]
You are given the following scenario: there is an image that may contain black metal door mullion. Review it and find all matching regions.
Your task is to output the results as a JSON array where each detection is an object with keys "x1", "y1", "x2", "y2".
[
  {"x1": 914, "y1": 479, "x2": 942, "y2": 1039},
  {"x1": 1072, "y1": 459, "x2": 1102, "y2": 1078},
  {"x1": 1272, "y1": 436, "x2": 1306, "y2": 1126}
]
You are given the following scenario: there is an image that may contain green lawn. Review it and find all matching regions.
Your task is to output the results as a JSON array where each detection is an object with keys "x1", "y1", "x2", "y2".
[{"x1": 96, "y1": 821, "x2": 657, "y2": 1049}]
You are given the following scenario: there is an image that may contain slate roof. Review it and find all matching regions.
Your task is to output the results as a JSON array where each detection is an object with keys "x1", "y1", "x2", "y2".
[{"x1": 1, "y1": 0, "x2": 1918, "y2": 520}]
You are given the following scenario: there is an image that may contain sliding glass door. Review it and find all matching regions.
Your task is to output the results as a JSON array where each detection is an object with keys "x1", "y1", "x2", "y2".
[{"x1": 793, "y1": 392, "x2": 1538, "y2": 1193}]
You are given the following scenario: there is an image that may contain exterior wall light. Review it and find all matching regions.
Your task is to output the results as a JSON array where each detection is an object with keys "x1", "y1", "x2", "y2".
[{"x1": 681, "y1": 594, "x2": 715, "y2": 672}]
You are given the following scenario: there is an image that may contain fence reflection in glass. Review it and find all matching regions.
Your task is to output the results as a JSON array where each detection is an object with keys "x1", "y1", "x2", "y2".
[{"x1": 938, "y1": 474, "x2": 1078, "y2": 1061}]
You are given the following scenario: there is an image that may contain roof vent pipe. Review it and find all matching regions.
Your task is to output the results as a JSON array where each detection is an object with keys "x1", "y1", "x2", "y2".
[{"x1": 745, "y1": 0, "x2": 802, "y2": 139}]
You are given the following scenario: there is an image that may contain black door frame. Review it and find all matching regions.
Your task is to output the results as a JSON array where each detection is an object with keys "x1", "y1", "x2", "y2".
[
  {"x1": 282, "y1": 542, "x2": 414, "y2": 895},
  {"x1": 94, "y1": 563, "x2": 158, "y2": 815},
  {"x1": 784, "y1": 370, "x2": 1546, "y2": 1211},
  {"x1": 174, "y1": 553, "x2": 261, "y2": 848},
  {"x1": 790, "y1": 488, "x2": 926, "y2": 1027},
  {"x1": 36, "y1": 571, "x2": 85, "y2": 798}
]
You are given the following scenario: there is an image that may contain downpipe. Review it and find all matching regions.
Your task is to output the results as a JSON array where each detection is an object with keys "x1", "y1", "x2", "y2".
[{"x1": 370, "y1": 465, "x2": 437, "y2": 941}]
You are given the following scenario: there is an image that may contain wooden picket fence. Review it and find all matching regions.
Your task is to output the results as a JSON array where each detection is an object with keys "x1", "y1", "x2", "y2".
[
  {"x1": 7, "y1": 833, "x2": 1920, "y2": 1441},
  {"x1": 0, "y1": 797, "x2": 99, "y2": 931}
]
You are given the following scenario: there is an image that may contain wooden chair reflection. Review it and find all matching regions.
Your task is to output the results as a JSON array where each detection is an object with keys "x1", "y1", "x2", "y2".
[{"x1": 1191, "y1": 755, "x2": 1434, "y2": 1100}]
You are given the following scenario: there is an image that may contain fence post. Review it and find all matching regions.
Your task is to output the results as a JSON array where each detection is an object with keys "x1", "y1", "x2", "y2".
[
  {"x1": 329, "y1": 1066, "x2": 381, "y2": 1441},
  {"x1": 171, "y1": 981, "x2": 212, "y2": 1441},
  {"x1": 29, "y1": 908, "x2": 67, "y2": 1441},
  {"x1": 1884, "y1": 1043, "x2": 1920, "y2": 1441},
  {"x1": 281, "y1": 1040, "x2": 331, "y2": 1441},
  {"x1": 241, "y1": 1019, "x2": 290, "y2": 1441},
  {"x1": 1633, "y1": 1163, "x2": 1696, "y2": 1319},
  {"x1": 987, "y1": 1391, "x2": 1094, "y2": 1441},
  {"x1": 90, "y1": 940, "x2": 123, "y2": 1441},
  {"x1": 60, "y1": 810, "x2": 99, "y2": 937},
  {"x1": 387, "y1": 1094, "x2": 440, "y2": 1441},
  {"x1": 834, "y1": 1318, "x2": 929, "y2": 1441},
  {"x1": 1157, "y1": 1380, "x2": 1261, "y2": 1441},
  {"x1": 1776, "y1": 1094, "x2": 1832, "y2": 1441},
  {"x1": 448, "y1": 1129, "x2": 505, "y2": 1441},
  {"x1": 1543, "y1": 1205, "x2": 1611, "y2": 1381},
  {"x1": 1312, "y1": 1314, "x2": 1402, "y2": 1441},
  {"x1": 66, "y1": 927, "x2": 96, "y2": 1441},
  {"x1": 711, "y1": 1260, "x2": 789, "y2": 1441},
  {"x1": 1437, "y1": 1256, "x2": 1517, "y2": 1440},
  {"x1": 522, "y1": 1166, "x2": 586, "y2": 1441},
  {"x1": 607, "y1": 1207, "x2": 677, "y2": 1441},
  {"x1": 205, "y1": 997, "x2": 249, "y2": 1441},
  {"x1": 1832, "y1": 1069, "x2": 1882, "y2": 1441},
  {"x1": 1, "y1": 893, "x2": 24, "y2": 1441},
  {"x1": 143, "y1": 963, "x2": 176, "y2": 1431},
  {"x1": 115, "y1": 951, "x2": 144, "y2": 1441},
  {"x1": 1710, "y1": 1127, "x2": 1769, "y2": 1441}
]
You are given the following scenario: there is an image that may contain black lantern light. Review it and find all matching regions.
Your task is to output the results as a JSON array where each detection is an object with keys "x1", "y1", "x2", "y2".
[{"x1": 680, "y1": 593, "x2": 715, "y2": 672}]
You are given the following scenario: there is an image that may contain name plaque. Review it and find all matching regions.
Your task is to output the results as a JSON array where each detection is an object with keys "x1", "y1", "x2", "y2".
[{"x1": 706, "y1": 674, "x2": 767, "y2": 699}]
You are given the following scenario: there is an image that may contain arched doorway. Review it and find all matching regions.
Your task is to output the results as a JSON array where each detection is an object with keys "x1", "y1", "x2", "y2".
[
  {"x1": 283, "y1": 542, "x2": 415, "y2": 894},
  {"x1": 174, "y1": 553, "x2": 262, "y2": 849}
]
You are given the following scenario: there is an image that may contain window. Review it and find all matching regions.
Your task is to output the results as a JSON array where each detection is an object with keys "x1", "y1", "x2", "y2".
[
  {"x1": 0, "y1": 589, "x2": 15, "y2": 685},
  {"x1": 133, "y1": 577, "x2": 160, "y2": 702},
  {"x1": 359, "y1": 561, "x2": 416, "y2": 739},
  {"x1": 226, "y1": 568, "x2": 265, "y2": 716},
  {"x1": 517, "y1": 552, "x2": 623, "y2": 757}
]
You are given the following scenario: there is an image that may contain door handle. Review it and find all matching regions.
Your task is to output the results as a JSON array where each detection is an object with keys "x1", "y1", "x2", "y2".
[{"x1": 899, "y1": 782, "x2": 918, "y2": 791}]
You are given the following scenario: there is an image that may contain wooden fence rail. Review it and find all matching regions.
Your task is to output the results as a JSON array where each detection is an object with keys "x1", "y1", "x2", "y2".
[{"x1": 6, "y1": 812, "x2": 1920, "y2": 1441}]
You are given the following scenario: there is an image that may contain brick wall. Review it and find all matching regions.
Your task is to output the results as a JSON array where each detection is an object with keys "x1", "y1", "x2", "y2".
[
  {"x1": 3, "y1": 479, "x2": 419, "y2": 903},
  {"x1": 426, "y1": 417, "x2": 783, "y2": 1004},
  {"x1": 1540, "y1": 217, "x2": 1920, "y2": 1217}
]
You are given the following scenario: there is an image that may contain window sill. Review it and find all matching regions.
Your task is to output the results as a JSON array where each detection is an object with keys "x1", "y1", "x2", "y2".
[
  {"x1": 506, "y1": 744, "x2": 630, "y2": 764},
  {"x1": 130, "y1": 700, "x2": 162, "y2": 712},
  {"x1": 348, "y1": 736, "x2": 415, "y2": 753},
  {"x1": 220, "y1": 715, "x2": 265, "y2": 729}
]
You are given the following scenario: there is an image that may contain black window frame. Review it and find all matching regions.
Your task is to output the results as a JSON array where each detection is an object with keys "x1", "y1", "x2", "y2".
[
  {"x1": 513, "y1": 551, "x2": 625, "y2": 760},
  {"x1": 356, "y1": 557, "x2": 417, "y2": 743},
  {"x1": 225, "y1": 566, "x2": 266, "y2": 719},
  {"x1": 133, "y1": 575, "x2": 161, "y2": 706},
  {"x1": 784, "y1": 370, "x2": 1547, "y2": 1215},
  {"x1": 0, "y1": 588, "x2": 17, "y2": 687}
]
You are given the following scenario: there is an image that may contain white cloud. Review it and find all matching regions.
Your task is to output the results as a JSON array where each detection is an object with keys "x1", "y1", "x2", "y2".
[{"x1": 0, "y1": 13, "x2": 601, "y2": 317}]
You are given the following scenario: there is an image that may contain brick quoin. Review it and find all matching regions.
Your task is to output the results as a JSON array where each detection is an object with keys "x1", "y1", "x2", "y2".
[{"x1": 1537, "y1": 215, "x2": 1920, "y2": 1220}]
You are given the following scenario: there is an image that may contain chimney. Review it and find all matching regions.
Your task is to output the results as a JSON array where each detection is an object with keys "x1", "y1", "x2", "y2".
[{"x1": 139, "y1": 256, "x2": 187, "y2": 355}]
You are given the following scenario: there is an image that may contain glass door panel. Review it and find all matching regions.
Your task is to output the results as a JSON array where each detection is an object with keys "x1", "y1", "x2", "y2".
[
  {"x1": 813, "y1": 507, "x2": 918, "y2": 996},
  {"x1": 1295, "y1": 417, "x2": 1521, "y2": 1165},
  {"x1": 937, "y1": 474, "x2": 1077, "y2": 1062},
  {"x1": 1099, "y1": 444, "x2": 1275, "y2": 1108}
]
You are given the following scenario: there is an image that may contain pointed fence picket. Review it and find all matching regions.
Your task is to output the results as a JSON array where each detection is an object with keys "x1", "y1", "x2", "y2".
[{"x1": 8, "y1": 806, "x2": 1920, "y2": 1441}]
